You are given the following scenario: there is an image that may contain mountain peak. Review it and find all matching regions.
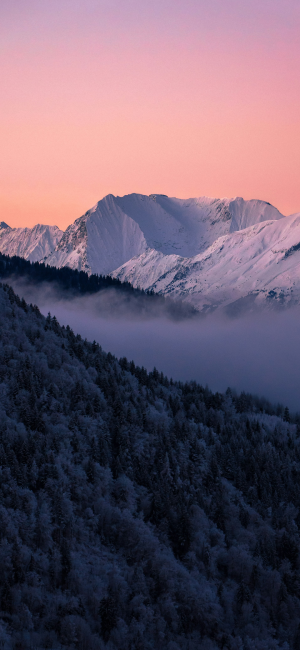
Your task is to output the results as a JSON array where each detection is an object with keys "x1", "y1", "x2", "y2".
[
  {"x1": 0, "y1": 221, "x2": 11, "y2": 231},
  {"x1": 42, "y1": 193, "x2": 285, "y2": 277}
]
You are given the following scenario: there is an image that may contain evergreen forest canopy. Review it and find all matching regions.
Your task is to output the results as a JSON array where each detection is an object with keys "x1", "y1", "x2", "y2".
[
  {"x1": 0, "y1": 253, "x2": 197, "y2": 320},
  {"x1": 0, "y1": 282, "x2": 300, "y2": 649}
]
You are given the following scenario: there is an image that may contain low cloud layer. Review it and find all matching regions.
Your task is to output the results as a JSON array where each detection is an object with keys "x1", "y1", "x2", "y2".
[{"x1": 8, "y1": 278, "x2": 300, "y2": 411}]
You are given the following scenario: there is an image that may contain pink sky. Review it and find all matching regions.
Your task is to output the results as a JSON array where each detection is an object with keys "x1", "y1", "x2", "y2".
[{"x1": 1, "y1": 0, "x2": 300, "y2": 229}]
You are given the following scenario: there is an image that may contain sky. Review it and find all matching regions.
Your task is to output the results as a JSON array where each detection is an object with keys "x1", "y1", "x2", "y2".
[{"x1": 1, "y1": 0, "x2": 300, "y2": 229}]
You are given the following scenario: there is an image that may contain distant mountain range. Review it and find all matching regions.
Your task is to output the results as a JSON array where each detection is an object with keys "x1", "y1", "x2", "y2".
[
  {"x1": 0, "y1": 221, "x2": 62, "y2": 262},
  {"x1": 1, "y1": 193, "x2": 300, "y2": 312}
]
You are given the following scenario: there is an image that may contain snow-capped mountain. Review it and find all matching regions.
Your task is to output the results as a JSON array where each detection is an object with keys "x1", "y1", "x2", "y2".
[
  {"x1": 0, "y1": 222, "x2": 63, "y2": 262},
  {"x1": 44, "y1": 193, "x2": 284, "y2": 275},
  {"x1": 4, "y1": 192, "x2": 300, "y2": 312},
  {"x1": 113, "y1": 211, "x2": 300, "y2": 313}
]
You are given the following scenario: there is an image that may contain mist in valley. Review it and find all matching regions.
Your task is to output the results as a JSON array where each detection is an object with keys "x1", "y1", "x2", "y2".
[{"x1": 7, "y1": 277, "x2": 300, "y2": 411}]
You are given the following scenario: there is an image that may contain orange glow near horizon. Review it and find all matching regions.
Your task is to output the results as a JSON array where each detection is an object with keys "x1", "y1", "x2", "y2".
[{"x1": 1, "y1": 1, "x2": 300, "y2": 230}]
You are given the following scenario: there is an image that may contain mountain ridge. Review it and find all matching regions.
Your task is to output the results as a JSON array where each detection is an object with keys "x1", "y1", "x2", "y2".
[{"x1": 112, "y1": 211, "x2": 300, "y2": 312}]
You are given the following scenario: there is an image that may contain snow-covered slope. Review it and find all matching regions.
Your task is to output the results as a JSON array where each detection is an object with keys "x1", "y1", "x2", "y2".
[
  {"x1": 113, "y1": 212, "x2": 300, "y2": 313},
  {"x1": 44, "y1": 193, "x2": 284, "y2": 275},
  {"x1": 0, "y1": 222, "x2": 63, "y2": 262}
]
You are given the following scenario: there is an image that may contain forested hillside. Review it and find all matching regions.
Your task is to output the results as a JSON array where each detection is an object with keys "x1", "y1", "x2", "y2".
[
  {"x1": 0, "y1": 253, "x2": 196, "y2": 319},
  {"x1": 0, "y1": 283, "x2": 300, "y2": 649},
  {"x1": 0, "y1": 252, "x2": 145, "y2": 294}
]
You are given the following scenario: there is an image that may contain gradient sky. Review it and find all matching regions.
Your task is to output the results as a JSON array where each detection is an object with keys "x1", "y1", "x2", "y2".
[{"x1": 1, "y1": 0, "x2": 300, "y2": 229}]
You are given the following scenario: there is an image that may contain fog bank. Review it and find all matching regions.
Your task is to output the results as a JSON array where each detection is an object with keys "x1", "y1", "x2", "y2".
[{"x1": 8, "y1": 279, "x2": 300, "y2": 411}]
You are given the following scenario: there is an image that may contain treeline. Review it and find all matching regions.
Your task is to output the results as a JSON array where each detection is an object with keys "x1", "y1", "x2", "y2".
[
  {"x1": 0, "y1": 252, "x2": 140, "y2": 294},
  {"x1": 127, "y1": 361, "x2": 295, "y2": 423},
  {"x1": 0, "y1": 282, "x2": 300, "y2": 648},
  {"x1": 0, "y1": 252, "x2": 197, "y2": 319}
]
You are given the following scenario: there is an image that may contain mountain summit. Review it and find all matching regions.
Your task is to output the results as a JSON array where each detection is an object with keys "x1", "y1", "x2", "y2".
[{"x1": 43, "y1": 193, "x2": 284, "y2": 276}]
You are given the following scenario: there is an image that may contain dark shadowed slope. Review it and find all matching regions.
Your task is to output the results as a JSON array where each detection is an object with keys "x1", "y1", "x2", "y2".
[{"x1": 0, "y1": 283, "x2": 300, "y2": 649}]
